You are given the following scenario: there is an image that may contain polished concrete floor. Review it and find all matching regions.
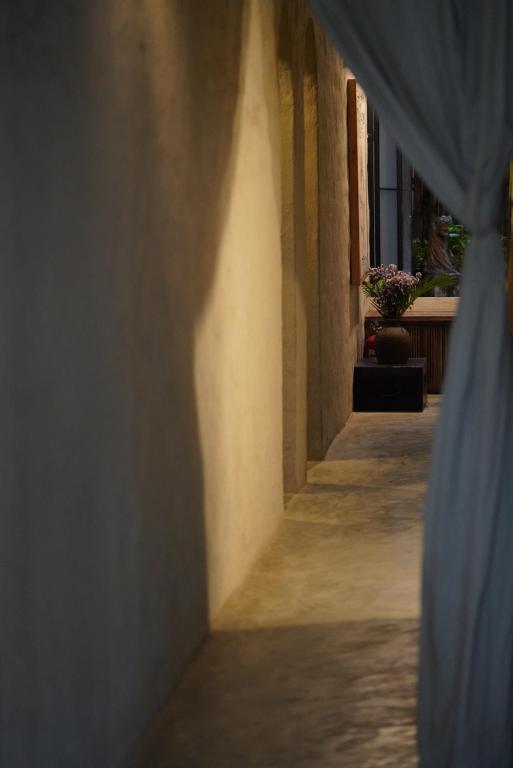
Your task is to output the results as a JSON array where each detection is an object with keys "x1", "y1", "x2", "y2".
[{"x1": 138, "y1": 400, "x2": 438, "y2": 767}]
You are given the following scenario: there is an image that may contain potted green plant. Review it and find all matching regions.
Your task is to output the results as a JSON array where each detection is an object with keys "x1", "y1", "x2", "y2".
[{"x1": 361, "y1": 265, "x2": 456, "y2": 364}]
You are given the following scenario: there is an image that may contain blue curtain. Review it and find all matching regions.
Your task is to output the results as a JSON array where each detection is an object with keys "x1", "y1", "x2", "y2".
[{"x1": 310, "y1": 2, "x2": 513, "y2": 765}]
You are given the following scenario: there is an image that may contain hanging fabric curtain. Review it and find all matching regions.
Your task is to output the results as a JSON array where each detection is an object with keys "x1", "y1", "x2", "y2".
[{"x1": 309, "y1": 1, "x2": 513, "y2": 765}]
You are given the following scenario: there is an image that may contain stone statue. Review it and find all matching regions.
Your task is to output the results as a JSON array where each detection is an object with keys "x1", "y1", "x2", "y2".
[
  {"x1": 425, "y1": 215, "x2": 459, "y2": 296},
  {"x1": 425, "y1": 215, "x2": 455, "y2": 274}
]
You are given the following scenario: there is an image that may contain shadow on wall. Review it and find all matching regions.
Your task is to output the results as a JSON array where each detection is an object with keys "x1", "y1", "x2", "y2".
[
  {"x1": 1, "y1": 1, "x2": 249, "y2": 766},
  {"x1": 122, "y1": 1, "x2": 251, "y2": 759}
]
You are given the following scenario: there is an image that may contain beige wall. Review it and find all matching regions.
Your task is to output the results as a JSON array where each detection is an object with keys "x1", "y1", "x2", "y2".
[
  {"x1": 279, "y1": 4, "x2": 308, "y2": 493},
  {"x1": 279, "y1": 3, "x2": 368, "y2": 470},
  {"x1": 1, "y1": 2, "x2": 282, "y2": 765},
  {"x1": 195, "y1": 0, "x2": 283, "y2": 616},
  {"x1": 1, "y1": 1, "x2": 367, "y2": 765}
]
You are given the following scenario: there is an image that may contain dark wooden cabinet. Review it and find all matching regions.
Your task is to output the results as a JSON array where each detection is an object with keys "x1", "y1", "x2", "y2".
[{"x1": 353, "y1": 358, "x2": 427, "y2": 412}]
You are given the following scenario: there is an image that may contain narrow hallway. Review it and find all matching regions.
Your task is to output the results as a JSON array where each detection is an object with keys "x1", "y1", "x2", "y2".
[{"x1": 139, "y1": 400, "x2": 439, "y2": 768}]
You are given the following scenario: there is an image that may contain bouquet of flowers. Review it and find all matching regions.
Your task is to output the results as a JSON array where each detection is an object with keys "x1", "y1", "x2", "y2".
[{"x1": 361, "y1": 265, "x2": 456, "y2": 319}]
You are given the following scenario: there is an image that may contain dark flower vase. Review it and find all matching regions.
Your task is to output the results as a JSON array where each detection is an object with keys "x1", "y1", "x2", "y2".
[{"x1": 374, "y1": 320, "x2": 411, "y2": 365}]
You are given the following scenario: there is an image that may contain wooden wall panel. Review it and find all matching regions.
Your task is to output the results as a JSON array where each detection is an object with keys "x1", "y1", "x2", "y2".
[
  {"x1": 347, "y1": 78, "x2": 360, "y2": 285},
  {"x1": 406, "y1": 322, "x2": 451, "y2": 393}
]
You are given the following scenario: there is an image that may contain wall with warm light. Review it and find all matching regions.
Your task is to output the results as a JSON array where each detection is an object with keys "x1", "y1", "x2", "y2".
[
  {"x1": 194, "y1": 0, "x2": 283, "y2": 619},
  {"x1": 1, "y1": 1, "x2": 281, "y2": 765},
  {"x1": 279, "y1": 4, "x2": 369, "y2": 469},
  {"x1": 0, "y1": 1, "x2": 367, "y2": 766}
]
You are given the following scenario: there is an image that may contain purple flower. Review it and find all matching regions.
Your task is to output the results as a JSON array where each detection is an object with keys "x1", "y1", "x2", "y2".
[{"x1": 361, "y1": 266, "x2": 422, "y2": 319}]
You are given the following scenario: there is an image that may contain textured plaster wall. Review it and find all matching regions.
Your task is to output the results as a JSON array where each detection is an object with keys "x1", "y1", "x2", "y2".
[
  {"x1": 1, "y1": 1, "x2": 282, "y2": 766},
  {"x1": 280, "y1": 3, "x2": 368, "y2": 466},
  {"x1": 279, "y1": 8, "x2": 308, "y2": 494},
  {"x1": 303, "y1": 20, "x2": 323, "y2": 461},
  {"x1": 1, "y1": 0, "x2": 368, "y2": 764},
  {"x1": 195, "y1": 0, "x2": 283, "y2": 617},
  {"x1": 316, "y1": 34, "x2": 369, "y2": 455}
]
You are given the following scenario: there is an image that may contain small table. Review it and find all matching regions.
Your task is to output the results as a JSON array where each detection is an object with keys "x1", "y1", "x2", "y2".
[{"x1": 353, "y1": 358, "x2": 427, "y2": 412}]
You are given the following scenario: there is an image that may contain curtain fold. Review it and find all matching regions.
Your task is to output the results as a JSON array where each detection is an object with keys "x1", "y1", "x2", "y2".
[{"x1": 310, "y1": 1, "x2": 513, "y2": 765}]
